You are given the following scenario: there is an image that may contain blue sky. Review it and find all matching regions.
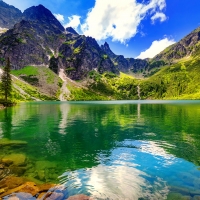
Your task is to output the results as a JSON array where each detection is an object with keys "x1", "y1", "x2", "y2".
[{"x1": 3, "y1": 0, "x2": 200, "y2": 58}]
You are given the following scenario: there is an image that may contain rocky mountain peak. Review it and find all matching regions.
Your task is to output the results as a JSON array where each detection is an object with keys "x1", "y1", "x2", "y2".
[
  {"x1": 101, "y1": 42, "x2": 116, "y2": 59},
  {"x1": 22, "y1": 5, "x2": 64, "y2": 32},
  {"x1": 66, "y1": 27, "x2": 78, "y2": 35},
  {"x1": 153, "y1": 26, "x2": 200, "y2": 63}
]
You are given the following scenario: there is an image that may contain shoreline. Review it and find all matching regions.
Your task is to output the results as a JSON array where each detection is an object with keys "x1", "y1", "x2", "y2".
[{"x1": 0, "y1": 175, "x2": 92, "y2": 200}]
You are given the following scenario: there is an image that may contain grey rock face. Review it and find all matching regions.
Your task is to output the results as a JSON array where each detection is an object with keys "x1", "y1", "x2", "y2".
[
  {"x1": 0, "y1": 19, "x2": 65, "y2": 69},
  {"x1": 50, "y1": 34, "x2": 118, "y2": 80},
  {"x1": 0, "y1": 0, "x2": 22, "y2": 29},
  {"x1": 101, "y1": 42, "x2": 148, "y2": 72},
  {"x1": 22, "y1": 5, "x2": 65, "y2": 33},
  {"x1": 0, "y1": 2, "x2": 118, "y2": 79},
  {"x1": 66, "y1": 27, "x2": 78, "y2": 35},
  {"x1": 101, "y1": 42, "x2": 116, "y2": 59}
]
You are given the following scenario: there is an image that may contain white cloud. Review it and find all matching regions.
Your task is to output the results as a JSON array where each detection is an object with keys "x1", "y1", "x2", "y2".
[
  {"x1": 81, "y1": 0, "x2": 166, "y2": 43},
  {"x1": 53, "y1": 13, "x2": 64, "y2": 22},
  {"x1": 151, "y1": 12, "x2": 167, "y2": 23},
  {"x1": 136, "y1": 38, "x2": 175, "y2": 59},
  {"x1": 64, "y1": 15, "x2": 81, "y2": 31}
]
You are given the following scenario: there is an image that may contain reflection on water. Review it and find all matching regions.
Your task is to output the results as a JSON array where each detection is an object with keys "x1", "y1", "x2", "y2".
[{"x1": 0, "y1": 101, "x2": 200, "y2": 199}]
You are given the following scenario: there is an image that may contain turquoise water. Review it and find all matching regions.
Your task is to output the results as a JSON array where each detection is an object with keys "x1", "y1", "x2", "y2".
[{"x1": 1, "y1": 100, "x2": 200, "y2": 199}]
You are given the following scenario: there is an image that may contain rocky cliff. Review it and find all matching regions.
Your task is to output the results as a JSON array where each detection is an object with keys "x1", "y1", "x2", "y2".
[
  {"x1": 0, "y1": 2, "x2": 117, "y2": 79},
  {"x1": 0, "y1": 0, "x2": 22, "y2": 29},
  {"x1": 50, "y1": 32, "x2": 118, "y2": 80},
  {"x1": 101, "y1": 42, "x2": 148, "y2": 72}
]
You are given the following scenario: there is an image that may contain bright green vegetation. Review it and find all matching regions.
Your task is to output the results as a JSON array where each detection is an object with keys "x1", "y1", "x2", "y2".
[
  {"x1": 3, "y1": 53, "x2": 200, "y2": 102},
  {"x1": 102, "y1": 54, "x2": 108, "y2": 59},
  {"x1": 64, "y1": 40, "x2": 76, "y2": 45},
  {"x1": 10, "y1": 66, "x2": 61, "y2": 101},
  {"x1": 12, "y1": 66, "x2": 39, "y2": 76},
  {"x1": 140, "y1": 57, "x2": 200, "y2": 99},
  {"x1": 69, "y1": 87, "x2": 107, "y2": 101},
  {"x1": 14, "y1": 79, "x2": 54, "y2": 101},
  {"x1": 68, "y1": 72, "x2": 138, "y2": 100},
  {"x1": 73, "y1": 47, "x2": 81, "y2": 54}
]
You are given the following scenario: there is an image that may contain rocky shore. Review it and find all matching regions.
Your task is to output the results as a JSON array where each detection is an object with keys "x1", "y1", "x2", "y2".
[
  {"x1": 0, "y1": 138, "x2": 92, "y2": 199},
  {"x1": 0, "y1": 176, "x2": 92, "y2": 199}
]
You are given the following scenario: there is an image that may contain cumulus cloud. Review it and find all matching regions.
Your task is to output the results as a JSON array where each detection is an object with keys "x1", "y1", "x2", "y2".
[
  {"x1": 64, "y1": 15, "x2": 81, "y2": 31},
  {"x1": 151, "y1": 12, "x2": 167, "y2": 23},
  {"x1": 136, "y1": 38, "x2": 175, "y2": 59},
  {"x1": 53, "y1": 13, "x2": 64, "y2": 22},
  {"x1": 81, "y1": 0, "x2": 167, "y2": 43}
]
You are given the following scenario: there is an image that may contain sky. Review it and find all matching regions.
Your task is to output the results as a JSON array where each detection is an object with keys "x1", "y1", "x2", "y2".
[{"x1": 3, "y1": 0, "x2": 200, "y2": 59}]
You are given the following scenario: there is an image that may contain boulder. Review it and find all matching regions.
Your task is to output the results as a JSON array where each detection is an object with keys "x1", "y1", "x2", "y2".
[
  {"x1": 67, "y1": 194, "x2": 92, "y2": 200},
  {"x1": 0, "y1": 176, "x2": 27, "y2": 189},
  {"x1": 0, "y1": 139, "x2": 27, "y2": 147},
  {"x1": 1, "y1": 154, "x2": 26, "y2": 166},
  {"x1": 0, "y1": 182, "x2": 39, "y2": 198},
  {"x1": 43, "y1": 191, "x2": 64, "y2": 200}
]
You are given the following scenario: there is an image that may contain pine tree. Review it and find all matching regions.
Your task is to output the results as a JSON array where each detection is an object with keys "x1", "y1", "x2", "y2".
[{"x1": 1, "y1": 57, "x2": 12, "y2": 104}]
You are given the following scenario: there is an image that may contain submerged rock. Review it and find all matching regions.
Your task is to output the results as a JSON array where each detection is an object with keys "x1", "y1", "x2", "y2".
[
  {"x1": 0, "y1": 175, "x2": 57, "y2": 199},
  {"x1": 6, "y1": 192, "x2": 35, "y2": 200},
  {"x1": 35, "y1": 161, "x2": 57, "y2": 170},
  {"x1": 1, "y1": 154, "x2": 26, "y2": 167},
  {"x1": 10, "y1": 166, "x2": 27, "y2": 176},
  {"x1": 67, "y1": 194, "x2": 92, "y2": 200},
  {"x1": 0, "y1": 176, "x2": 26, "y2": 190},
  {"x1": 0, "y1": 182, "x2": 39, "y2": 198},
  {"x1": 0, "y1": 139, "x2": 27, "y2": 147},
  {"x1": 167, "y1": 192, "x2": 191, "y2": 200},
  {"x1": 0, "y1": 167, "x2": 11, "y2": 180},
  {"x1": 43, "y1": 191, "x2": 64, "y2": 200},
  {"x1": 193, "y1": 195, "x2": 200, "y2": 200}
]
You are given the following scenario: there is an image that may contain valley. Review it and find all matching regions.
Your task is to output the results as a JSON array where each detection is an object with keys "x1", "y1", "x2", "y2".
[{"x1": 0, "y1": 1, "x2": 200, "y2": 102}]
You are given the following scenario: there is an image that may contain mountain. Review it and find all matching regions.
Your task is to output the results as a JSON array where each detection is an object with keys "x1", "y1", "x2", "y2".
[
  {"x1": 0, "y1": 2, "x2": 117, "y2": 79},
  {"x1": 22, "y1": 4, "x2": 64, "y2": 33},
  {"x1": 66, "y1": 27, "x2": 78, "y2": 35},
  {"x1": 0, "y1": 0, "x2": 22, "y2": 29},
  {"x1": 0, "y1": 19, "x2": 65, "y2": 69},
  {"x1": 138, "y1": 26, "x2": 200, "y2": 100},
  {"x1": 0, "y1": 3, "x2": 66, "y2": 70},
  {"x1": 153, "y1": 27, "x2": 200, "y2": 63},
  {"x1": 1, "y1": 1, "x2": 200, "y2": 102},
  {"x1": 50, "y1": 33, "x2": 117, "y2": 80},
  {"x1": 101, "y1": 42, "x2": 148, "y2": 72}
]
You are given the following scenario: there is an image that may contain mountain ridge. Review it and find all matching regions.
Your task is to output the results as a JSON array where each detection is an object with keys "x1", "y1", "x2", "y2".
[
  {"x1": 0, "y1": 1, "x2": 118, "y2": 80},
  {"x1": 1, "y1": 1, "x2": 200, "y2": 101}
]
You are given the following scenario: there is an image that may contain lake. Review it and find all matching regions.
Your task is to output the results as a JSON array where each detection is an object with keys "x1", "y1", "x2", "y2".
[{"x1": 1, "y1": 100, "x2": 200, "y2": 199}]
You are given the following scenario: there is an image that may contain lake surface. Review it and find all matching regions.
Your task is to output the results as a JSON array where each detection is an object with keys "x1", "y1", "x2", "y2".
[{"x1": 1, "y1": 100, "x2": 200, "y2": 199}]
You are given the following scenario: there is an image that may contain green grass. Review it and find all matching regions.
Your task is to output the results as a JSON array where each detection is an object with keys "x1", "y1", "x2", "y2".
[
  {"x1": 73, "y1": 47, "x2": 81, "y2": 54},
  {"x1": 10, "y1": 66, "x2": 61, "y2": 101},
  {"x1": 84, "y1": 72, "x2": 138, "y2": 100},
  {"x1": 11, "y1": 66, "x2": 39, "y2": 76},
  {"x1": 140, "y1": 57, "x2": 200, "y2": 99}
]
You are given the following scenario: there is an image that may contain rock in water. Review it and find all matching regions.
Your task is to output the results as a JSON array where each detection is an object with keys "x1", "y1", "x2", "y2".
[
  {"x1": 67, "y1": 194, "x2": 92, "y2": 200},
  {"x1": 1, "y1": 154, "x2": 26, "y2": 166}
]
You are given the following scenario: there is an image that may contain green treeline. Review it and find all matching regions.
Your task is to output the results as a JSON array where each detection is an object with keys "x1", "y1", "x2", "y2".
[{"x1": 140, "y1": 58, "x2": 200, "y2": 100}]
